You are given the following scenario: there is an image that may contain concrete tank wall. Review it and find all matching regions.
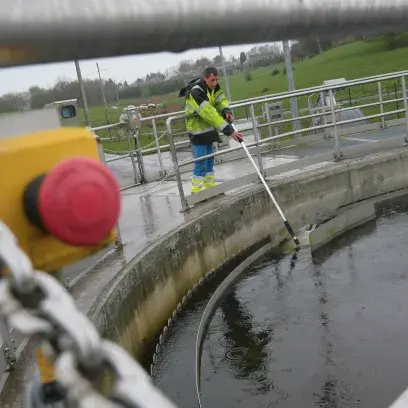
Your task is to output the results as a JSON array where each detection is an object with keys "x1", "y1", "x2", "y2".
[{"x1": 88, "y1": 148, "x2": 408, "y2": 360}]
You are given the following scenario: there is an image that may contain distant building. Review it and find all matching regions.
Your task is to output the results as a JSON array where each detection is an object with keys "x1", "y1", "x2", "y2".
[
  {"x1": 215, "y1": 63, "x2": 240, "y2": 75},
  {"x1": 176, "y1": 71, "x2": 201, "y2": 81},
  {"x1": 244, "y1": 52, "x2": 277, "y2": 67}
]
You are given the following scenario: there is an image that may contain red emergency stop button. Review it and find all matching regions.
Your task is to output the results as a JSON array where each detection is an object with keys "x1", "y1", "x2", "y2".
[{"x1": 24, "y1": 157, "x2": 121, "y2": 246}]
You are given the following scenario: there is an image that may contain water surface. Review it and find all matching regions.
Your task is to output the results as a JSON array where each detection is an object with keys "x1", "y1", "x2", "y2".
[{"x1": 152, "y1": 205, "x2": 408, "y2": 408}]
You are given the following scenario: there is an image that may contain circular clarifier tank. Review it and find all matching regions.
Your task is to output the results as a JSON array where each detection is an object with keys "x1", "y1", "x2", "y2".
[{"x1": 151, "y1": 199, "x2": 408, "y2": 408}]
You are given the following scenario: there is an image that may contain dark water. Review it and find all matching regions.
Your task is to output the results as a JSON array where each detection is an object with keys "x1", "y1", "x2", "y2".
[{"x1": 152, "y1": 205, "x2": 408, "y2": 408}]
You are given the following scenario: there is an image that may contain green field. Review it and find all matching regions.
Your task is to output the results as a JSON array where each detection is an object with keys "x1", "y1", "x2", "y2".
[{"x1": 83, "y1": 38, "x2": 408, "y2": 151}]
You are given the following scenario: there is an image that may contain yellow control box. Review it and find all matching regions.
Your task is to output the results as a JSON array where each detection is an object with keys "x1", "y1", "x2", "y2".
[{"x1": 0, "y1": 127, "x2": 119, "y2": 272}]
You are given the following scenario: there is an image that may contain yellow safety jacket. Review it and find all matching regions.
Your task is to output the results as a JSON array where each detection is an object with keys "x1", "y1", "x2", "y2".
[{"x1": 179, "y1": 78, "x2": 234, "y2": 145}]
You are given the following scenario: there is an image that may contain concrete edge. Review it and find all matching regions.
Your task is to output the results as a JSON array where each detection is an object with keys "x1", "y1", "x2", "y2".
[
  {"x1": 309, "y1": 201, "x2": 377, "y2": 251},
  {"x1": 90, "y1": 147, "x2": 408, "y2": 355}
]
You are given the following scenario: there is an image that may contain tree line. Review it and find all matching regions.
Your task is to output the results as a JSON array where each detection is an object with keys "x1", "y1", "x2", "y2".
[
  {"x1": 0, "y1": 33, "x2": 406, "y2": 114},
  {"x1": 0, "y1": 44, "x2": 285, "y2": 112}
]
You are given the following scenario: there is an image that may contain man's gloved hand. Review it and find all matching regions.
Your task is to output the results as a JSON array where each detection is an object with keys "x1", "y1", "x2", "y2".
[
  {"x1": 231, "y1": 131, "x2": 244, "y2": 142},
  {"x1": 224, "y1": 112, "x2": 243, "y2": 142}
]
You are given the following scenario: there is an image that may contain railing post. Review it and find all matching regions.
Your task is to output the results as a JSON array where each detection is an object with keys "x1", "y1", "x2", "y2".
[
  {"x1": 133, "y1": 129, "x2": 146, "y2": 183},
  {"x1": 264, "y1": 103, "x2": 273, "y2": 139},
  {"x1": 401, "y1": 75, "x2": 408, "y2": 144},
  {"x1": 94, "y1": 134, "x2": 123, "y2": 248},
  {"x1": 329, "y1": 89, "x2": 342, "y2": 161},
  {"x1": 250, "y1": 104, "x2": 265, "y2": 176},
  {"x1": 126, "y1": 129, "x2": 141, "y2": 184},
  {"x1": 320, "y1": 91, "x2": 329, "y2": 139},
  {"x1": 378, "y1": 81, "x2": 386, "y2": 129},
  {"x1": 152, "y1": 118, "x2": 165, "y2": 177},
  {"x1": 166, "y1": 118, "x2": 189, "y2": 212}
]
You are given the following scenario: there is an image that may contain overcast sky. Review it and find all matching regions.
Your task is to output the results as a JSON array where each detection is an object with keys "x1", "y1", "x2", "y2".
[{"x1": 0, "y1": 42, "x2": 276, "y2": 96}]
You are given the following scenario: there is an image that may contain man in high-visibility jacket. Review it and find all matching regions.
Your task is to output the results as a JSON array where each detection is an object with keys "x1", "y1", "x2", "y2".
[{"x1": 179, "y1": 66, "x2": 244, "y2": 194}]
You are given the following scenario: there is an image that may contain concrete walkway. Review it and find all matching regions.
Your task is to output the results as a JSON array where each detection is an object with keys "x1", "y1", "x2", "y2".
[{"x1": 0, "y1": 125, "x2": 407, "y2": 407}]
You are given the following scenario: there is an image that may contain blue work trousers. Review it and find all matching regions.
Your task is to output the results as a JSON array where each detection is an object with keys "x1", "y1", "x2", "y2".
[{"x1": 192, "y1": 144, "x2": 214, "y2": 177}]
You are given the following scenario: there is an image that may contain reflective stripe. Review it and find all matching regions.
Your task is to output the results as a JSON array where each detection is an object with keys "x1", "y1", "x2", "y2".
[
  {"x1": 204, "y1": 172, "x2": 215, "y2": 188},
  {"x1": 191, "y1": 176, "x2": 204, "y2": 187},
  {"x1": 185, "y1": 101, "x2": 199, "y2": 118},
  {"x1": 197, "y1": 100, "x2": 209, "y2": 114},
  {"x1": 189, "y1": 126, "x2": 215, "y2": 135},
  {"x1": 192, "y1": 84, "x2": 205, "y2": 93},
  {"x1": 185, "y1": 101, "x2": 196, "y2": 111},
  {"x1": 185, "y1": 100, "x2": 201, "y2": 118},
  {"x1": 214, "y1": 93, "x2": 225, "y2": 104},
  {"x1": 203, "y1": 182, "x2": 216, "y2": 189},
  {"x1": 191, "y1": 176, "x2": 204, "y2": 193},
  {"x1": 219, "y1": 121, "x2": 229, "y2": 131}
]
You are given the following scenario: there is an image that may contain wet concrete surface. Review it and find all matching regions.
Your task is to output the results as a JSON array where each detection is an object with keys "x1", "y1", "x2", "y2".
[
  {"x1": 152, "y1": 202, "x2": 408, "y2": 408},
  {"x1": 105, "y1": 126, "x2": 406, "y2": 189}
]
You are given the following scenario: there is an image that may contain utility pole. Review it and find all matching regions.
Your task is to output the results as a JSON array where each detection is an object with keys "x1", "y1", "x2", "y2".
[
  {"x1": 317, "y1": 37, "x2": 323, "y2": 54},
  {"x1": 74, "y1": 60, "x2": 91, "y2": 127},
  {"x1": 97, "y1": 62, "x2": 110, "y2": 122},
  {"x1": 282, "y1": 40, "x2": 300, "y2": 135},
  {"x1": 114, "y1": 81, "x2": 119, "y2": 100},
  {"x1": 218, "y1": 46, "x2": 232, "y2": 101}
]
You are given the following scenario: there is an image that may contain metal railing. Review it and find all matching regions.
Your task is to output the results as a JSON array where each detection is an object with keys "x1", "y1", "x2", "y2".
[
  {"x1": 94, "y1": 70, "x2": 408, "y2": 194},
  {"x1": 87, "y1": 68, "x2": 408, "y2": 255},
  {"x1": 1, "y1": 1, "x2": 408, "y2": 68},
  {"x1": 92, "y1": 119, "x2": 192, "y2": 189},
  {"x1": 164, "y1": 70, "x2": 408, "y2": 211}
]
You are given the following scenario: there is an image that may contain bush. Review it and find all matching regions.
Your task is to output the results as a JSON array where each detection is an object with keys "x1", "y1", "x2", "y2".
[
  {"x1": 271, "y1": 68, "x2": 280, "y2": 76},
  {"x1": 245, "y1": 72, "x2": 252, "y2": 82}
]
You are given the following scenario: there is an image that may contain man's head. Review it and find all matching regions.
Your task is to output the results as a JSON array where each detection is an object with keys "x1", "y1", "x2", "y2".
[{"x1": 202, "y1": 66, "x2": 219, "y2": 90}]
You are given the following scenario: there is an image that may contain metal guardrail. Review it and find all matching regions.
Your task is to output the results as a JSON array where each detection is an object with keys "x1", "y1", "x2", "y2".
[
  {"x1": 88, "y1": 69, "x2": 408, "y2": 244},
  {"x1": 94, "y1": 70, "x2": 408, "y2": 193},
  {"x1": 0, "y1": 1, "x2": 408, "y2": 67},
  {"x1": 93, "y1": 123, "x2": 190, "y2": 188},
  {"x1": 164, "y1": 70, "x2": 408, "y2": 211}
]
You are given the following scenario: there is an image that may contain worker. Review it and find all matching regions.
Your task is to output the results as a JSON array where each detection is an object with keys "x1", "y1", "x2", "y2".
[{"x1": 179, "y1": 66, "x2": 243, "y2": 194}]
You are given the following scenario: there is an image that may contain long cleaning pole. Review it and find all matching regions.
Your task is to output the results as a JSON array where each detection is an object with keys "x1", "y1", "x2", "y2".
[{"x1": 232, "y1": 123, "x2": 300, "y2": 247}]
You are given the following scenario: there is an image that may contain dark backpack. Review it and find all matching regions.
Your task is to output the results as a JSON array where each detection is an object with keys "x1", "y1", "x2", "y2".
[{"x1": 178, "y1": 77, "x2": 201, "y2": 98}]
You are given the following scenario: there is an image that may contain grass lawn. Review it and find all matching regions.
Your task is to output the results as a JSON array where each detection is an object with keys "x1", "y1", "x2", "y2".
[{"x1": 81, "y1": 38, "x2": 408, "y2": 151}]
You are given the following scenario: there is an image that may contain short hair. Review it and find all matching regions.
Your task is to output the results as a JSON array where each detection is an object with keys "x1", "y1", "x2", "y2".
[{"x1": 203, "y1": 66, "x2": 219, "y2": 78}]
